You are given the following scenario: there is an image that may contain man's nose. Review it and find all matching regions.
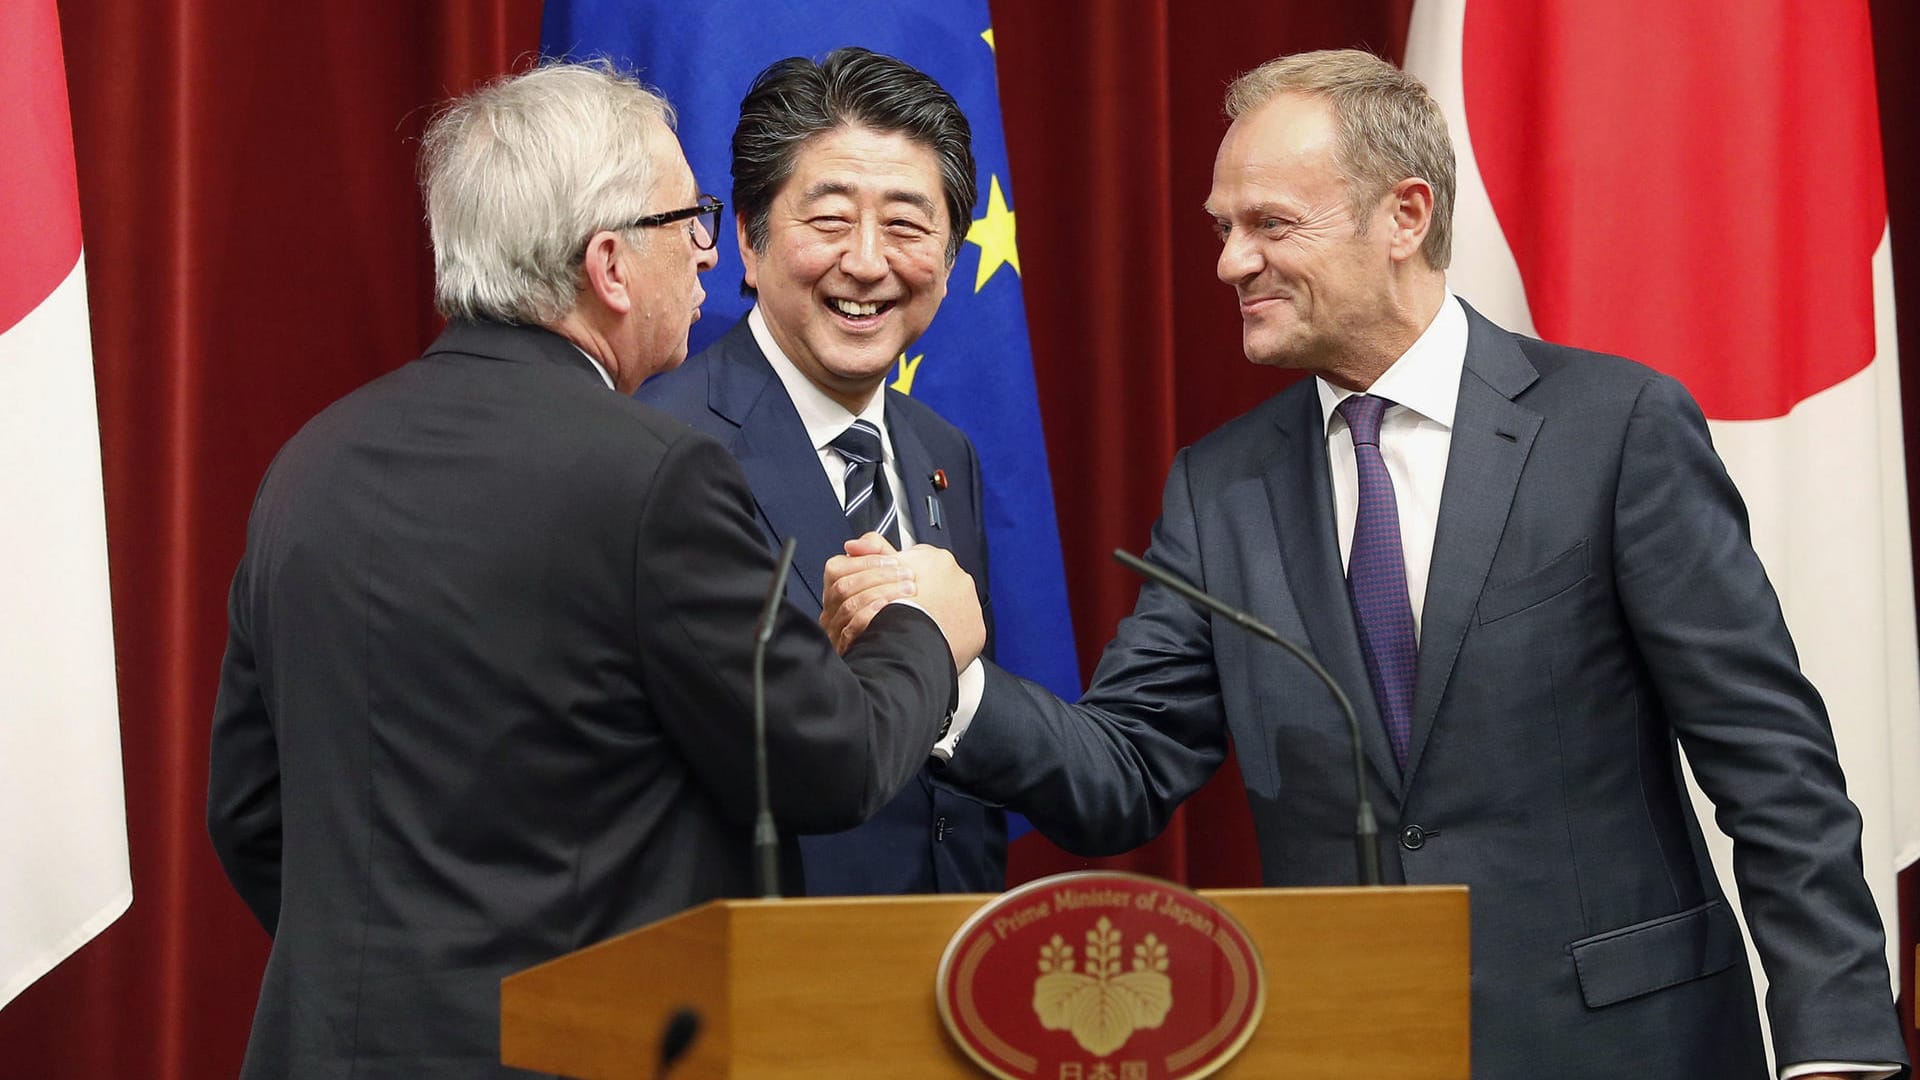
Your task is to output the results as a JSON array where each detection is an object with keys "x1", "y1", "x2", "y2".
[
  {"x1": 840, "y1": 220, "x2": 887, "y2": 280},
  {"x1": 1216, "y1": 228, "x2": 1260, "y2": 284}
]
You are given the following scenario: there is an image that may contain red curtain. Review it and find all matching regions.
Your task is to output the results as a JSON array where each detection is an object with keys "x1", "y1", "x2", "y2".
[{"x1": 0, "y1": 2, "x2": 1911, "y2": 1075}]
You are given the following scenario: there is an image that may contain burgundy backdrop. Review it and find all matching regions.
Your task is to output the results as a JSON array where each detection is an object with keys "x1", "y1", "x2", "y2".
[{"x1": 1, "y1": 2, "x2": 1911, "y2": 1076}]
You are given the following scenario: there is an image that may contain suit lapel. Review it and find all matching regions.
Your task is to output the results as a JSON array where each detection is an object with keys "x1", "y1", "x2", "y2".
[
  {"x1": 1404, "y1": 306, "x2": 1541, "y2": 780},
  {"x1": 885, "y1": 394, "x2": 940, "y2": 541},
  {"x1": 1266, "y1": 386, "x2": 1404, "y2": 797},
  {"x1": 706, "y1": 323, "x2": 851, "y2": 614}
]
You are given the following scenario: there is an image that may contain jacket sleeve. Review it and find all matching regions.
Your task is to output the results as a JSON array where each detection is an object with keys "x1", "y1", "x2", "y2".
[
  {"x1": 1612, "y1": 372, "x2": 1905, "y2": 1067},
  {"x1": 630, "y1": 431, "x2": 957, "y2": 834},
  {"x1": 939, "y1": 447, "x2": 1230, "y2": 854},
  {"x1": 206, "y1": 557, "x2": 284, "y2": 936}
]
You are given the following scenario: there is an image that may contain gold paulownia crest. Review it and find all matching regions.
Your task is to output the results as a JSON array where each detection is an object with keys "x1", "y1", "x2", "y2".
[{"x1": 1032, "y1": 916, "x2": 1173, "y2": 1056}]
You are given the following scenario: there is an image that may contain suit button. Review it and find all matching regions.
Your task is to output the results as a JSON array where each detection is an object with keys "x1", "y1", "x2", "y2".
[
  {"x1": 934, "y1": 816, "x2": 950, "y2": 842},
  {"x1": 1400, "y1": 825, "x2": 1431, "y2": 850}
]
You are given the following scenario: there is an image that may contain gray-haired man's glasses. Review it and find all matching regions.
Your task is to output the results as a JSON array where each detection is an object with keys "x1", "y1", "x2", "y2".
[{"x1": 629, "y1": 194, "x2": 724, "y2": 251}]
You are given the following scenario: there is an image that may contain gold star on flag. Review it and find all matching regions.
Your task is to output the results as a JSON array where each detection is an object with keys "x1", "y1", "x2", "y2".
[
  {"x1": 966, "y1": 175, "x2": 1020, "y2": 293},
  {"x1": 891, "y1": 351, "x2": 925, "y2": 395},
  {"x1": 982, "y1": 28, "x2": 994, "y2": 51}
]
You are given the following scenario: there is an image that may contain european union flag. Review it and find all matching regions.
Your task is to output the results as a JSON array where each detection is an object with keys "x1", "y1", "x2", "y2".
[{"x1": 541, "y1": 1, "x2": 1082, "y2": 751}]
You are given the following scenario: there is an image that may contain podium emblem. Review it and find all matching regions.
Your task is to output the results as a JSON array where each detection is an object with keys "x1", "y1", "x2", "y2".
[{"x1": 937, "y1": 872, "x2": 1265, "y2": 1080}]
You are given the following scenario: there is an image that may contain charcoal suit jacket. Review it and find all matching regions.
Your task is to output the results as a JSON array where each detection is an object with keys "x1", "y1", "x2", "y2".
[
  {"x1": 941, "y1": 301, "x2": 1907, "y2": 1077},
  {"x1": 207, "y1": 318, "x2": 957, "y2": 1078},
  {"x1": 637, "y1": 316, "x2": 1005, "y2": 895}
]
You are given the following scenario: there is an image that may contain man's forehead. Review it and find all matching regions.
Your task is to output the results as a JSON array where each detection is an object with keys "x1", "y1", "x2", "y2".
[
  {"x1": 1211, "y1": 101, "x2": 1341, "y2": 200},
  {"x1": 649, "y1": 130, "x2": 700, "y2": 196},
  {"x1": 787, "y1": 126, "x2": 942, "y2": 185},
  {"x1": 1221, "y1": 94, "x2": 1338, "y2": 162}
]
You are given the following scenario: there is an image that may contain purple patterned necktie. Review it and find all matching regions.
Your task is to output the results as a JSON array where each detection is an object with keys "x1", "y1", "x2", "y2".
[{"x1": 1338, "y1": 394, "x2": 1416, "y2": 770}]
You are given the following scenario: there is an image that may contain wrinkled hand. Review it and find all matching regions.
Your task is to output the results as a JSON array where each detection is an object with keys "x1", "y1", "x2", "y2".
[{"x1": 822, "y1": 532, "x2": 985, "y2": 671}]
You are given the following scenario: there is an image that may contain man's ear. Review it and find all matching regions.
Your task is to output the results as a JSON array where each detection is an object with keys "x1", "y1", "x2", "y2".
[
  {"x1": 579, "y1": 230, "x2": 634, "y2": 315},
  {"x1": 737, "y1": 216, "x2": 760, "y2": 292},
  {"x1": 1385, "y1": 177, "x2": 1434, "y2": 265}
]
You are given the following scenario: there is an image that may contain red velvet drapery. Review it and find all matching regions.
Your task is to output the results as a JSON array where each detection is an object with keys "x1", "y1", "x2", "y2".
[{"x1": 0, "y1": 2, "x2": 1911, "y2": 1075}]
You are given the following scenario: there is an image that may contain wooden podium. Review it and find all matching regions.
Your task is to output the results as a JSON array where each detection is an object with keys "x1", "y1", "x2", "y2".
[{"x1": 501, "y1": 885, "x2": 1469, "y2": 1078}]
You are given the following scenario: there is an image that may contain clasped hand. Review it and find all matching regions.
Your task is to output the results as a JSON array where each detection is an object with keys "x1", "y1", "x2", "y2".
[{"x1": 821, "y1": 533, "x2": 985, "y2": 671}]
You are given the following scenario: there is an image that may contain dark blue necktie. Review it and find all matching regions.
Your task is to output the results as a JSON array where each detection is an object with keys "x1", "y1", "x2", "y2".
[
  {"x1": 1339, "y1": 394, "x2": 1416, "y2": 770},
  {"x1": 830, "y1": 419, "x2": 900, "y2": 547}
]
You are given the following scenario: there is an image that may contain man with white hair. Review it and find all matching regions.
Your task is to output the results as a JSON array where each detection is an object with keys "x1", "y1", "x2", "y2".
[{"x1": 207, "y1": 62, "x2": 983, "y2": 1078}]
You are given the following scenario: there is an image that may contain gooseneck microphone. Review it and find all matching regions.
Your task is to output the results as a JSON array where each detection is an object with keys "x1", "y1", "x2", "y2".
[
  {"x1": 1113, "y1": 549, "x2": 1382, "y2": 886},
  {"x1": 752, "y1": 537, "x2": 798, "y2": 899}
]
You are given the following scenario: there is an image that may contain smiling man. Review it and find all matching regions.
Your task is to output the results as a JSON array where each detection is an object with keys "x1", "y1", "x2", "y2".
[
  {"x1": 637, "y1": 47, "x2": 1003, "y2": 897},
  {"x1": 826, "y1": 48, "x2": 1908, "y2": 1078}
]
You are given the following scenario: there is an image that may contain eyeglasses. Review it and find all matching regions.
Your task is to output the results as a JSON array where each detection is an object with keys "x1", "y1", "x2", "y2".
[{"x1": 628, "y1": 194, "x2": 724, "y2": 251}]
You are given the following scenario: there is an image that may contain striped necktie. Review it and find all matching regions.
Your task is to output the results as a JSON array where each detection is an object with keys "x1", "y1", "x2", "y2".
[{"x1": 830, "y1": 419, "x2": 900, "y2": 547}]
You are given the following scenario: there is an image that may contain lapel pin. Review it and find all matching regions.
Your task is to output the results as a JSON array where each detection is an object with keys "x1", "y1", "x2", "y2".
[{"x1": 931, "y1": 468, "x2": 949, "y2": 491}]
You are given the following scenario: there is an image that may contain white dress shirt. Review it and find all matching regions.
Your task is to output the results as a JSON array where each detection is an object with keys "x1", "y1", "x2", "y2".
[
  {"x1": 571, "y1": 344, "x2": 617, "y2": 390},
  {"x1": 1318, "y1": 291, "x2": 1467, "y2": 642},
  {"x1": 750, "y1": 307, "x2": 916, "y2": 548}
]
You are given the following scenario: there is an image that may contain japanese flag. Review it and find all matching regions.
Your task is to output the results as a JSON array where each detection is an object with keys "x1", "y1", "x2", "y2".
[{"x1": 0, "y1": 0, "x2": 131, "y2": 1010}]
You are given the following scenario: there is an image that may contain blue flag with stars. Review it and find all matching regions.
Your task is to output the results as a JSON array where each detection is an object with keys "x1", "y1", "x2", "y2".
[{"x1": 541, "y1": 3, "x2": 1083, "y2": 807}]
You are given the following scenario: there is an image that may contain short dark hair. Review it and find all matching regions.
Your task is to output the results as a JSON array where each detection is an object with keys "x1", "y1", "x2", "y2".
[{"x1": 732, "y1": 47, "x2": 978, "y2": 294}]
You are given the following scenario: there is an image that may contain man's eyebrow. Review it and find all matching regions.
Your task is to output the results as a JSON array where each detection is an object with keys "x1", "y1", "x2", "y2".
[
  {"x1": 799, "y1": 179, "x2": 856, "y2": 203},
  {"x1": 797, "y1": 180, "x2": 939, "y2": 220},
  {"x1": 1210, "y1": 202, "x2": 1292, "y2": 219},
  {"x1": 884, "y1": 190, "x2": 939, "y2": 218}
]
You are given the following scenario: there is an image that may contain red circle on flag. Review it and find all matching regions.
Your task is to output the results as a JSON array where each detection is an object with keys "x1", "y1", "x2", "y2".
[
  {"x1": 0, "y1": 2, "x2": 84, "y2": 334},
  {"x1": 936, "y1": 872, "x2": 1265, "y2": 1080},
  {"x1": 1462, "y1": 0, "x2": 1886, "y2": 420}
]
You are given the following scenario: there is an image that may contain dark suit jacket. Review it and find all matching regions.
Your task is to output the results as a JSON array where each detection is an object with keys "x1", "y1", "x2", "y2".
[
  {"x1": 206, "y1": 319, "x2": 957, "y2": 1078},
  {"x1": 636, "y1": 317, "x2": 1005, "y2": 895},
  {"x1": 942, "y1": 303, "x2": 1907, "y2": 1077}
]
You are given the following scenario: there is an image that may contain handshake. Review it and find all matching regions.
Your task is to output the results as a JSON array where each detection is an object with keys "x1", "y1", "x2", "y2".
[{"x1": 820, "y1": 532, "x2": 986, "y2": 672}]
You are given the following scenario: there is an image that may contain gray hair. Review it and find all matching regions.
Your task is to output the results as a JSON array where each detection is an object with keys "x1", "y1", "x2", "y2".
[
  {"x1": 1224, "y1": 49, "x2": 1455, "y2": 269},
  {"x1": 731, "y1": 47, "x2": 977, "y2": 294},
  {"x1": 421, "y1": 61, "x2": 676, "y2": 325}
]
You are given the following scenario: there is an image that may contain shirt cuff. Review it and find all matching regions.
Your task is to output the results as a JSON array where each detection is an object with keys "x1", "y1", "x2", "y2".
[
  {"x1": 1779, "y1": 1062, "x2": 1902, "y2": 1079},
  {"x1": 929, "y1": 658, "x2": 984, "y2": 761}
]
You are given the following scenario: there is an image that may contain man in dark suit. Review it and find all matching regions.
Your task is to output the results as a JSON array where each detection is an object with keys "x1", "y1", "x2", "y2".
[
  {"x1": 206, "y1": 62, "x2": 984, "y2": 1079},
  {"x1": 638, "y1": 48, "x2": 1004, "y2": 896},
  {"x1": 826, "y1": 50, "x2": 1906, "y2": 1077}
]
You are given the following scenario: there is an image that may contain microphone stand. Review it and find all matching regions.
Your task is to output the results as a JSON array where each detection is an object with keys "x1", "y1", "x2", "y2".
[
  {"x1": 752, "y1": 537, "x2": 798, "y2": 899},
  {"x1": 1113, "y1": 549, "x2": 1381, "y2": 886}
]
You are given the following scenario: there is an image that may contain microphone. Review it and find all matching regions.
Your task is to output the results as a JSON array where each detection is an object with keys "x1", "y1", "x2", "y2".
[
  {"x1": 1113, "y1": 549, "x2": 1382, "y2": 886},
  {"x1": 654, "y1": 1006, "x2": 701, "y2": 1078},
  {"x1": 752, "y1": 537, "x2": 798, "y2": 899}
]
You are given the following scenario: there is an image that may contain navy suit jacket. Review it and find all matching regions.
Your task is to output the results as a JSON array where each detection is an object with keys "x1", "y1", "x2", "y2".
[
  {"x1": 638, "y1": 317, "x2": 1006, "y2": 895},
  {"x1": 942, "y1": 303, "x2": 1907, "y2": 1077}
]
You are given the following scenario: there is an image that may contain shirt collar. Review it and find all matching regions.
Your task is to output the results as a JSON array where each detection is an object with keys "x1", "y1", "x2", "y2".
[
  {"x1": 749, "y1": 305, "x2": 890, "y2": 455},
  {"x1": 1316, "y1": 291, "x2": 1467, "y2": 433},
  {"x1": 568, "y1": 342, "x2": 617, "y2": 390}
]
